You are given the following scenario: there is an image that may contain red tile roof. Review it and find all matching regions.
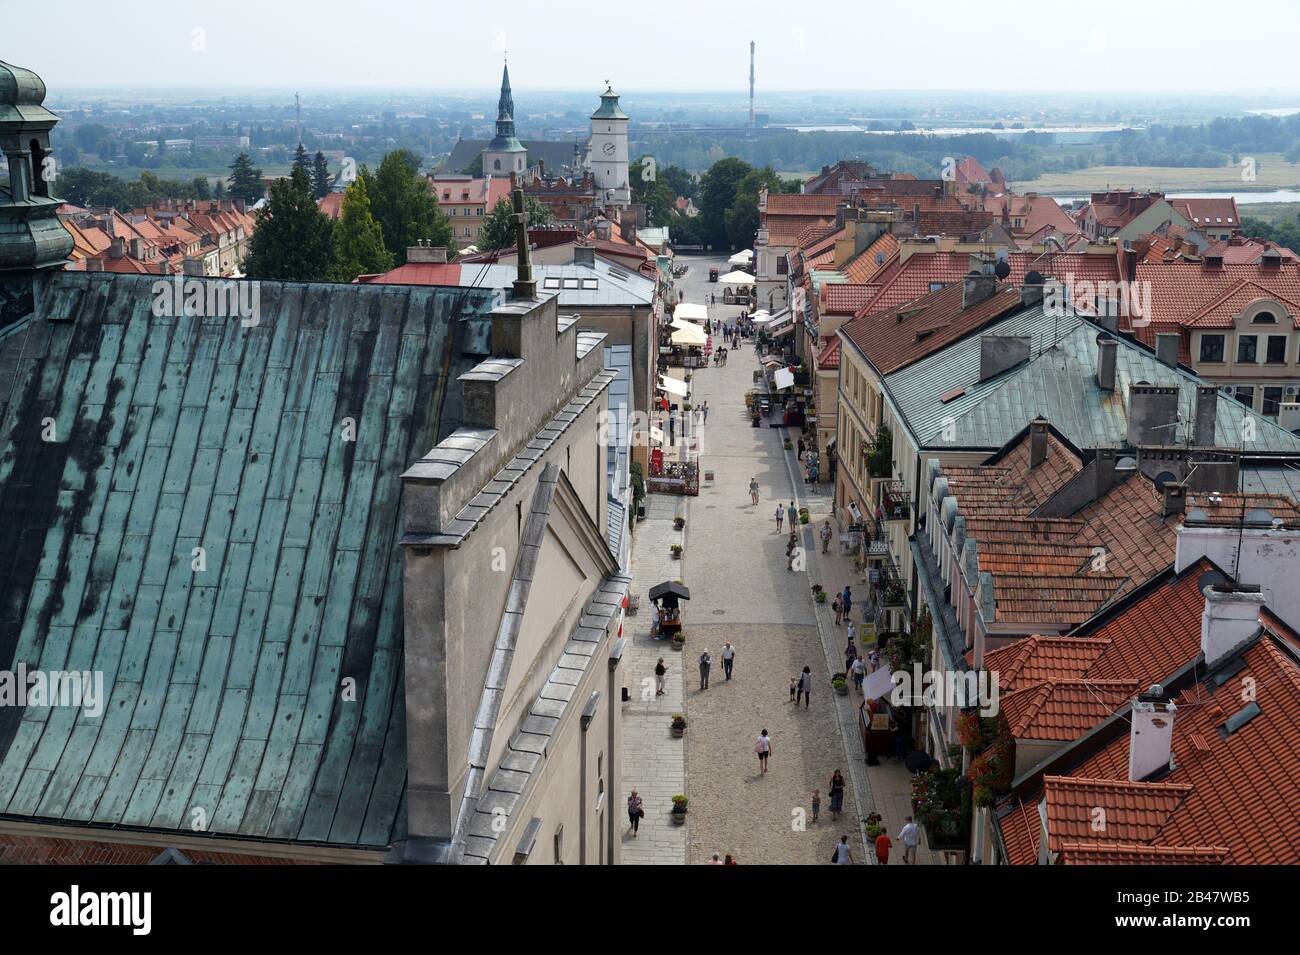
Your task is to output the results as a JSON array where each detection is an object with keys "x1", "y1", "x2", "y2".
[
  {"x1": 841, "y1": 233, "x2": 899, "y2": 283},
  {"x1": 820, "y1": 283, "x2": 879, "y2": 315},
  {"x1": 1170, "y1": 197, "x2": 1240, "y2": 229},
  {"x1": 1002, "y1": 680, "x2": 1140, "y2": 741},
  {"x1": 814, "y1": 335, "x2": 840, "y2": 371},
  {"x1": 1057, "y1": 842, "x2": 1228, "y2": 865},
  {"x1": 764, "y1": 193, "x2": 843, "y2": 216},
  {"x1": 318, "y1": 192, "x2": 344, "y2": 220},
  {"x1": 840, "y1": 281, "x2": 1023, "y2": 375}
]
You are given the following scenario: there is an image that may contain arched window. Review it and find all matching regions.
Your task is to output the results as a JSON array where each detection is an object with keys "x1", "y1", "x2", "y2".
[
  {"x1": 493, "y1": 158, "x2": 501, "y2": 171},
  {"x1": 30, "y1": 139, "x2": 49, "y2": 198},
  {"x1": 1252, "y1": 310, "x2": 1278, "y2": 324}
]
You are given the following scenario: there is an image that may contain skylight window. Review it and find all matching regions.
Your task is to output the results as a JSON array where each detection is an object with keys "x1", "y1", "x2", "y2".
[{"x1": 1218, "y1": 701, "x2": 1261, "y2": 739}]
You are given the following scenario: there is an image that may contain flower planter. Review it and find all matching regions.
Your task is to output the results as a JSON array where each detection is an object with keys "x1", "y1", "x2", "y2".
[
  {"x1": 671, "y1": 810, "x2": 687, "y2": 826},
  {"x1": 815, "y1": 591, "x2": 828, "y2": 604},
  {"x1": 670, "y1": 546, "x2": 683, "y2": 559},
  {"x1": 674, "y1": 518, "x2": 685, "y2": 530},
  {"x1": 671, "y1": 716, "x2": 687, "y2": 738},
  {"x1": 671, "y1": 637, "x2": 685, "y2": 651},
  {"x1": 833, "y1": 680, "x2": 848, "y2": 696}
]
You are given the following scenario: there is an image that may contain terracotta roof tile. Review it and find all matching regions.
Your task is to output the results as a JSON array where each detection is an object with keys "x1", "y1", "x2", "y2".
[
  {"x1": 1057, "y1": 842, "x2": 1229, "y2": 864},
  {"x1": 1043, "y1": 776, "x2": 1193, "y2": 852},
  {"x1": 1003, "y1": 680, "x2": 1140, "y2": 740}
]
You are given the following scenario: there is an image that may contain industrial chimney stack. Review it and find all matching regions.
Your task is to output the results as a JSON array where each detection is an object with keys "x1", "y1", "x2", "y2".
[{"x1": 749, "y1": 41, "x2": 756, "y2": 129}]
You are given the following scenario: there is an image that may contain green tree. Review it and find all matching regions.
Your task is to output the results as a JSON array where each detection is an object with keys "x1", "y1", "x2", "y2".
[
  {"x1": 292, "y1": 142, "x2": 310, "y2": 177},
  {"x1": 661, "y1": 164, "x2": 697, "y2": 201},
  {"x1": 697, "y1": 157, "x2": 753, "y2": 249},
  {"x1": 227, "y1": 152, "x2": 264, "y2": 204},
  {"x1": 213, "y1": 179, "x2": 227, "y2": 199},
  {"x1": 311, "y1": 151, "x2": 331, "y2": 199},
  {"x1": 332, "y1": 174, "x2": 393, "y2": 282},
  {"x1": 480, "y1": 195, "x2": 551, "y2": 251},
  {"x1": 369, "y1": 149, "x2": 453, "y2": 264},
  {"x1": 244, "y1": 166, "x2": 334, "y2": 281},
  {"x1": 192, "y1": 176, "x2": 211, "y2": 200},
  {"x1": 630, "y1": 156, "x2": 675, "y2": 226}
]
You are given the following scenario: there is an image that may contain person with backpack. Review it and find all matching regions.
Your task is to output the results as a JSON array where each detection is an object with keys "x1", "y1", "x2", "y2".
[
  {"x1": 754, "y1": 729, "x2": 772, "y2": 774},
  {"x1": 832, "y1": 835, "x2": 853, "y2": 865}
]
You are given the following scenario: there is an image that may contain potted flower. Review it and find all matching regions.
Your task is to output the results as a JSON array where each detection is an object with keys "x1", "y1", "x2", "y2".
[
  {"x1": 832, "y1": 674, "x2": 848, "y2": 696},
  {"x1": 671, "y1": 794, "x2": 689, "y2": 824},
  {"x1": 670, "y1": 543, "x2": 683, "y2": 559},
  {"x1": 674, "y1": 516, "x2": 685, "y2": 530},
  {"x1": 799, "y1": 507, "x2": 810, "y2": 524},
  {"x1": 671, "y1": 713, "x2": 687, "y2": 738},
  {"x1": 671, "y1": 631, "x2": 685, "y2": 651},
  {"x1": 784, "y1": 438, "x2": 793, "y2": 450},
  {"x1": 815, "y1": 589, "x2": 828, "y2": 604}
]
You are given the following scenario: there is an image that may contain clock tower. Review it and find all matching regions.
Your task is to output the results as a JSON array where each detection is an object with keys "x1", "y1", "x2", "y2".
[{"x1": 589, "y1": 83, "x2": 630, "y2": 209}]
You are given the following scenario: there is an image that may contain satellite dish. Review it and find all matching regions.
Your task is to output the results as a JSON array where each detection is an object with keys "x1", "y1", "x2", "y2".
[
  {"x1": 1153, "y1": 470, "x2": 1177, "y2": 491},
  {"x1": 1025, "y1": 269, "x2": 1044, "y2": 285},
  {"x1": 994, "y1": 259, "x2": 1011, "y2": 280}
]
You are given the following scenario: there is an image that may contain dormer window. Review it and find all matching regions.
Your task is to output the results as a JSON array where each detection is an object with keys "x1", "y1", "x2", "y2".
[{"x1": 1252, "y1": 310, "x2": 1278, "y2": 324}]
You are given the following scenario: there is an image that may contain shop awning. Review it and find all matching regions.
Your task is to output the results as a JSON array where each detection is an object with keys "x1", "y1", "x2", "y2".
[
  {"x1": 772, "y1": 323, "x2": 794, "y2": 338},
  {"x1": 670, "y1": 324, "x2": 707, "y2": 346},
  {"x1": 728, "y1": 249, "x2": 754, "y2": 266},
  {"x1": 669, "y1": 316, "x2": 695, "y2": 331},
  {"x1": 774, "y1": 367, "x2": 796, "y2": 391},
  {"x1": 673, "y1": 303, "x2": 709, "y2": 323},
  {"x1": 658, "y1": 376, "x2": 690, "y2": 398}
]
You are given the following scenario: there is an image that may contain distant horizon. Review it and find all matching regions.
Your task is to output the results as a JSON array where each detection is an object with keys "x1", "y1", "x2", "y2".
[{"x1": 16, "y1": 0, "x2": 1300, "y2": 94}]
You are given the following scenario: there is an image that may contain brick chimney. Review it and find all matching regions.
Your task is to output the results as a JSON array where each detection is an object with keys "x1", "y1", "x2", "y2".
[
  {"x1": 1029, "y1": 416, "x2": 1049, "y2": 468},
  {"x1": 963, "y1": 270, "x2": 998, "y2": 309},
  {"x1": 1127, "y1": 384, "x2": 1179, "y2": 446},
  {"x1": 407, "y1": 240, "x2": 448, "y2": 264},
  {"x1": 1095, "y1": 447, "x2": 1117, "y2": 499},
  {"x1": 1155, "y1": 333, "x2": 1180, "y2": 368},
  {"x1": 1200, "y1": 583, "x2": 1265, "y2": 668},
  {"x1": 1128, "y1": 687, "x2": 1176, "y2": 782},
  {"x1": 1096, "y1": 334, "x2": 1117, "y2": 392},
  {"x1": 1194, "y1": 384, "x2": 1217, "y2": 446},
  {"x1": 1162, "y1": 480, "x2": 1187, "y2": 517}
]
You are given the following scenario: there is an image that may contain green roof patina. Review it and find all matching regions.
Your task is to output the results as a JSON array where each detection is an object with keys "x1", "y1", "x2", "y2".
[
  {"x1": 485, "y1": 62, "x2": 525, "y2": 155},
  {"x1": 0, "y1": 271, "x2": 497, "y2": 848},
  {"x1": 883, "y1": 306, "x2": 1300, "y2": 454},
  {"x1": 591, "y1": 86, "x2": 627, "y2": 121}
]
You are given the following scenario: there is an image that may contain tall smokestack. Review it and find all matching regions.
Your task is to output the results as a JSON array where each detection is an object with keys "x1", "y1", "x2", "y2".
[{"x1": 749, "y1": 41, "x2": 756, "y2": 129}]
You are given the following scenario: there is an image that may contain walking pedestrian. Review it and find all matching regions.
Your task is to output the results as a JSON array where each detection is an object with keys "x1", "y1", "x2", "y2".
[
  {"x1": 708, "y1": 853, "x2": 724, "y2": 865},
  {"x1": 702, "y1": 401, "x2": 709, "y2": 424},
  {"x1": 797, "y1": 437, "x2": 805, "y2": 460},
  {"x1": 875, "y1": 828, "x2": 893, "y2": 865},
  {"x1": 749, "y1": 477, "x2": 760, "y2": 506},
  {"x1": 724, "y1": 854, "x2": 737, "y2": 865},
  {"x1": 786, "y1": 501, "x2": 798, "y2": 529},
  {"x1": 833, "y1": 835, "x2": 854, "y2": 865},
  {"x1": 811, "y1": 790, "x2": 821, "y2": 824},
  {"x1": 899, "y1": 816, "x2": 920, "y2": 864},
  {"x1": 774, "y1": 504, "x2": 784, "y2": 532},
  {"x1": 829, "y1": 770, "x2": 845, "y2": 820},
  {"x1": 832, "y1": 594, "x2": 842, "y2": 627},
  {"x1": 654, "y1": 657, "x2": 667, "y2": 696},
  {"x1": 627, "y1": 789, "x2": 644, "y2": 837},
  {"x1": 845, "y1": 636, "x2": 858, "y2": 671},
  {"x1": 754, "y1": 729, "x2": 772, "y2": 774},
  {"x1": 789, "y1": 676, "x2": 798, "y2": 703},
  {"x1": 868, "y1": 648, "x2": 880, "y2": 673},
  {"x1": 786, "y1": 531, "x2": 798, "y2": 571},
  {"x1": 851, "y1": 655, "x2": 866, "y2": 694},
  {"x1": 721, "y1": 642, "x2": 735, "y2": 680},
  {"x1": 699, "y1": 648, "x2": 712, "y2": 690},
  {"x1": 820, "y1": 519, "x2": 832, "y2": 554},
  {"x1": 842, "y1": 586, "x2": 853, "y2": 619},
  {"x1": 798, "y1": 666, "x2": 813, "y2": 709}
]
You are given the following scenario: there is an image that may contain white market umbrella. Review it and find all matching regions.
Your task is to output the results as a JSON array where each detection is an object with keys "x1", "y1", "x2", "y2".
[
  {"x1": 728, "y1": 249, "x2": 753, "y2": 266},
  {"x1": 719, "y1": 270, "x2": 755, "y2": 285},
  {"x1": 658, "y1": 376, "x2": 690, "y2": 398},
  {"x1": 670, "y1": 324, "x2": 708, "y2": 346},
  {"x1": 673, "y1": 302, "x2": 709, "y2": 323}
]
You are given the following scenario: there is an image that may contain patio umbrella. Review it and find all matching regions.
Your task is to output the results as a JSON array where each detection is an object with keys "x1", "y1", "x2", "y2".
[
  {"x1": 670, "y1": 324, "x2": 707, "y2": 346},
  {"x1": 728, "y1": 249, "x2": 753, "y2": 266},
  {"x1": 718, "y1": 270, "x2": 755, "y2": 285}
]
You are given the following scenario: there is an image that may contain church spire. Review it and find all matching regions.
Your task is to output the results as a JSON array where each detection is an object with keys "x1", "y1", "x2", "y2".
[{"x1": 497, "y1": 61, "x2": 514, "y2": 126}]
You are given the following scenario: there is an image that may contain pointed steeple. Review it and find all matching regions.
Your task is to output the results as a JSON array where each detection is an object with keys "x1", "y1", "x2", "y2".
[{"x1": 497, "y1": 62, "x2": 515, "y2": 125}]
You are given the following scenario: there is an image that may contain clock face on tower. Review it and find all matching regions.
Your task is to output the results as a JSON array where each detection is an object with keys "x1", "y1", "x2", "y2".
[{"x1": 602, "y1": 142, "x2": 615, "y2": 156}]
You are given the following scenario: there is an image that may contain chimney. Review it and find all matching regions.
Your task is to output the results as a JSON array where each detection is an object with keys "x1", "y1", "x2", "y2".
[
  {"x1": 963, "y1": 270, "x2": 998, "y2": 309},
  {"x1": 1193, "y1": 384, "x2": 1218, "y2": 446},
  {"x1": 573, "y1": 246, "x2": 596, "y2": 267},
  {"x1": 407, "y1": 241, "x2": 449, "y2": 264},
  {"x1": 1128, "y1": 688, "x2": 1177, "y2": 782},
  {"x1": 1021, "y1": 272, "x2": 1045, "y2": 306},
  {"x1": 1200, "y1": 583, "x2": 1265, "y2": 669},
  {"x1": 1127, "y1": 384, "x2": 1180, "y2": 446},
  {"x1": 1261, "y1": 248, "x2": 1281, "y2": 269},
  {"x1": 1162, "y1": 480, "x2": 1187, "y2": 516},
  {"x1": 1155, "y1": 332, "x2": 1180, "y2": 367},
  {"x1": 978, "y1": 335, "x2": 1030, "y2": 382},
  {"x1": 109, "y1": 237, "x2": 125, "y2": 259},
  {"x1": 1096, "y1": 334, "x2": 1117, "y2": 391},
  {"x1": 1204, "y1": 253, "x2": 1223, "y2": 271},
  {"x1": 1278, "y1": 401, "x2": 1300, "y2": 434},
  {"x1": 1029, "y1": 416, "x2": 1049, "y2": 468},
  {"x1": 1095, "y1": 447, "x2": 1117, "y2": 499},
  {"x1": 913, "y1": 202, "x2": 921, "y2": 225}
]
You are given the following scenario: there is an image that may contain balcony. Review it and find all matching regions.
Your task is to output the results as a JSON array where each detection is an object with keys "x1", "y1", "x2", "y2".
[
  {"x1": 865, "y1": 451, "x2": 892, "y2": 480},
  {"x1": 880, "y1": 481, "x2": 911, "y2": 521},
  {"x1": 873, "y1": 556, "x2": 908, "y2": 609}
]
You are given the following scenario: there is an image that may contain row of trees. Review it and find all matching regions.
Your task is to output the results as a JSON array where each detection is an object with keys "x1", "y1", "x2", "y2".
[
  {"x1": 1241, "y1": 215, "x2": 1300, "y2": 255},
  {"x1": 57, "y1": 168, "x2": 226, "y2": 208},
  {"x1": 244, "y1": 149, "x2": 455, "y2": 283}
]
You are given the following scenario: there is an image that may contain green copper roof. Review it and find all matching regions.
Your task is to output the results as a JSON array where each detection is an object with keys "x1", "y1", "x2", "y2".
[
  {"x1": 0, "y1": 271, "x2": 497, "y2": 848},
  {"x1": 486, "y1": 62, "x2": 525, "y2": 154},
  {"x1": 591, "y1": 87, "x2": 627, "y2": 121},
  {"x1": 0, "y1": 60, "x2": 58, "y2": 127}
]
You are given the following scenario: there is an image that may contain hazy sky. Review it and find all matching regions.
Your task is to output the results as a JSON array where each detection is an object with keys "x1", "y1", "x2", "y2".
[{"x1": 13, "y1": 0, "x2": 1300, "y2": 94}]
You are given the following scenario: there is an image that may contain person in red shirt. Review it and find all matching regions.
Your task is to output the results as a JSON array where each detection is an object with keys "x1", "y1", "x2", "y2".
[{"x1": 875, "y1": 830, "x2": 893, "y2": 865}]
